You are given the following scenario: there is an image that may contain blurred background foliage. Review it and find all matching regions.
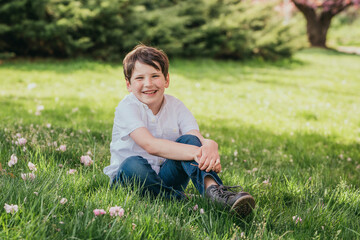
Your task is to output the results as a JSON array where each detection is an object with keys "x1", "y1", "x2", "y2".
[
  {"x1": 328, "y1": 7, "x2": 360, "y2": 47},
  {"x1": 0, "y1": 0, "x2": 307, "y2": 60}
]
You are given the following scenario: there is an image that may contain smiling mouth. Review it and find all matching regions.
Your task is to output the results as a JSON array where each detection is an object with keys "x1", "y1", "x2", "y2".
[{"x1": 142, "y1": 90, "x2": 158, "y2": 94}]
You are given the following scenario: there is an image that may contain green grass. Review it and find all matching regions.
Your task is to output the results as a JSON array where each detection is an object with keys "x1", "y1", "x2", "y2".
[{"x1": 1, "y1": 48, "x2": 360, "y2": 239}]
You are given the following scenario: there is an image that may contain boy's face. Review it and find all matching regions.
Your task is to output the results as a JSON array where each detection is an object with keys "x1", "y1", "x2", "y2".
[{"x1": 126, "y1": 61, "x2": 169, "y2": 114}]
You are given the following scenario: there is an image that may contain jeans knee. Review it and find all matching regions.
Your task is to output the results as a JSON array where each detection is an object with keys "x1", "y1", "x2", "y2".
[
  {"x1": 119, "y1": 156, "x2": 149, "y2": 178},
  {"x1": 176, "y1": 134, "x2": 202, "y2": 147}
]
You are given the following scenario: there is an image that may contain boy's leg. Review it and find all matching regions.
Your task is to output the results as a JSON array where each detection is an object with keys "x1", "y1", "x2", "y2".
[
  {"x1": 159, "y1": 134, "x2": 223, "y2": 195},
  {"x1": 160, "y1": 134, "x2": 255, "y2": 217},
  {"x1": 113, "y1": 156, "x2": 185, "y2": 200}
]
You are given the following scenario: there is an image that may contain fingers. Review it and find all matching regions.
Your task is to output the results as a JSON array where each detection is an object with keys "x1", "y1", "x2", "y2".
[
  {"x1": 203, "y1": 157, "x2": 221, "y2": 172},
  {"x1": 211, "y1": 158, "x2": 221, "y2": 173},
  {"x1": 198, "y1": 152, "x2": 208, "y2": 169},
  {"x1": 205, "y1": 158, "x2": 215, "y2": 172},
  {"x1": 214, "y1": 163, "x2": 222, "y2": 173},
  {"x1": 199, "y1": 156, "x2": 210, "y2": 171},
  {"x1": 196, "y1": 145, "x2": 221, "y2": 172},
  {"x1": 215, "y1": 158, "x2": 220, "y2": 167},
  {"x1": 198, "y1": 156, "x2": 204, "y2": 168}
]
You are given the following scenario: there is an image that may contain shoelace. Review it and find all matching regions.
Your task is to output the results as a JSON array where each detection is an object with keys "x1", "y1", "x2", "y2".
[{"x1": 213, "y1": 185, "x2": 244, "y2": 200}]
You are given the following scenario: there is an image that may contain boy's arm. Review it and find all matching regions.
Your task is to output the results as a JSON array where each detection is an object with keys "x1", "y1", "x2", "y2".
[
  {"x1": 185, "y1": 130, "x2": 222, "y2": 173},
  {"x1": 130, "y1": 127, "x2": 201, "y2": 161}
]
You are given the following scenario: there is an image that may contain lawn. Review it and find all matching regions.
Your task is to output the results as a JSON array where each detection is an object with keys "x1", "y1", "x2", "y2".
[{"x1": 1, "y1": 48, "x2": 360, "y2": 239}]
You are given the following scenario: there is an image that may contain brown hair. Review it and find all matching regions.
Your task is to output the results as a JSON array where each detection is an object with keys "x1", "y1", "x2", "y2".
[{"x1": 123, "y1": 44, "x2": 169, "y2": 82}]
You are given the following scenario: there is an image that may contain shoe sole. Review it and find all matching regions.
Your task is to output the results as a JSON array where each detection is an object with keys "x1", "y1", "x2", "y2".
[{"x1": 230, "y1": 195, "x2": 256, "y2": 217}]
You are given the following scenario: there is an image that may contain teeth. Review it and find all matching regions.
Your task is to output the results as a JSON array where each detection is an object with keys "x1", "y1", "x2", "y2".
[{"x1": 144, "y1": 91, "x2": 156, "y2": 94}]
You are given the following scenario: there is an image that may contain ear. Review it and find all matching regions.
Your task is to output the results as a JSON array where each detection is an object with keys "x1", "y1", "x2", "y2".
[
  {"x1": 165, "y1": 73, "x2": 170, "y2": 88},
  {"x1": 126, "y1": 80, "x2": 132, "y2": 92}
]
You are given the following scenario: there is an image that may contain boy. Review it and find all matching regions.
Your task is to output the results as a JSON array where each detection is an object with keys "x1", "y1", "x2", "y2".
[{"x1": 103, "y1": 44, "x2": 255, "y2": 217}]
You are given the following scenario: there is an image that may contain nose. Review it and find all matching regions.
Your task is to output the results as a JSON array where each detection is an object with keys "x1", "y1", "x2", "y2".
[{"x1": 144, "y1": 77, "x2": 152, "y2": 86}]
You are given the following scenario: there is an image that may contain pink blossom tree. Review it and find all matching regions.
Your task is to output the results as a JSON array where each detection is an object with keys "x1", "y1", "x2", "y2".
[{"x1": 291, "y1": 0, "x2": 360, "y2": 47}]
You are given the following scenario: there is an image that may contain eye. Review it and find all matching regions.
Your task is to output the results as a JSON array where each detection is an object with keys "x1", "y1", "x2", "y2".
[
  {"x1": 135, "y1": 76, "x2": 144, "y2": 80},
  {"x1": 152, "y1": 75, "x2": 160, "y2": 78}
]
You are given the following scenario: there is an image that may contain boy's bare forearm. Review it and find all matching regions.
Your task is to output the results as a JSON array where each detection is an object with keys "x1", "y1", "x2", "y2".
[
  {"x1": 148, "y1": 138, "x2": 200, "y2": 161},
  {"x1": 129, "y1": 127, "x2": 199, "y2": 161}
]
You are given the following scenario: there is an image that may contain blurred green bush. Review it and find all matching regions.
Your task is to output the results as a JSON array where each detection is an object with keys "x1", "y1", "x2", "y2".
[{"x1": 0, "y1": 0, "x2": 305, "y2": 60}]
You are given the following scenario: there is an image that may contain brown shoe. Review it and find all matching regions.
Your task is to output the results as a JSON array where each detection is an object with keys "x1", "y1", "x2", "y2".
[{"x1": 205, "y1": 185, "x2": 255, "y2": 217}]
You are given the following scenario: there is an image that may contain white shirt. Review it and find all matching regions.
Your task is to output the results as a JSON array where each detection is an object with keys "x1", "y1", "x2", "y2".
[{"x1": 103, "y1": 93, "x2": 199, "y2": 181}]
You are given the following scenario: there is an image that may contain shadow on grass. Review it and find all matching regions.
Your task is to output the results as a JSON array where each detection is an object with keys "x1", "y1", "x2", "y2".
[
  {"x1": 0, "y1": 54, "x2": 309, "y2": 82},
  {"x1": 2, "y1": 111, "x2": 360, "y2": 238},
  {"x1": 215, "y1": 122, "x2": 359, "y2": 185},
  {"x1": 170, "y1": 57, "x2": 307, "y2": 85},
  {"x1": 1, "y1": 96, "x2": 359, "y2": 188}
]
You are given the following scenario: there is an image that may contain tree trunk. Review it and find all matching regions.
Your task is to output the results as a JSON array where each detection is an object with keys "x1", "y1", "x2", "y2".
[
  {"x1": 305, "y1": 12, "x2": 333, "y2": 48},
  {"x1": 289, "y1": 0, "x2": 356, "y2": 48},
  {"x1": 291, "y1": 0, "x2": 356, "y2": 48}
]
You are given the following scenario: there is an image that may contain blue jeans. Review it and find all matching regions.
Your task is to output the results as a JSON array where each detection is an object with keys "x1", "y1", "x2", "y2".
[{"x1": 113, "y1": 135, "x2": 223, "y2": 200}]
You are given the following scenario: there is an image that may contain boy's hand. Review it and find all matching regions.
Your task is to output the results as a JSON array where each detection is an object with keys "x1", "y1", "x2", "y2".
[
  {"x1": 194, "y1": 148, "x2": 221, "y2": 173},
  {"x1": 213, "y1": 162, "x2": 222, "y2": 173},
  {"x1": 198, "y1": 139, "x2": 221, "y2": 173}
]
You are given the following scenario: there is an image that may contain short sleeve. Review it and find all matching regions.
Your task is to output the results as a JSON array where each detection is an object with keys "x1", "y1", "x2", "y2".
[
  {"x1": 177, "y1": 100, "x2": 199, "y2": 134},
  {"x1": 112, "y1": 101, "x2": 145, "y2": 141}
]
